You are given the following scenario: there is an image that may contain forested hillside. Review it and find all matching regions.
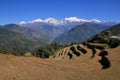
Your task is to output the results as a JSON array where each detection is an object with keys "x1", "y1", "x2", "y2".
[{"x1": 0, "y1": 28, "x2": 48, "y2": 55}]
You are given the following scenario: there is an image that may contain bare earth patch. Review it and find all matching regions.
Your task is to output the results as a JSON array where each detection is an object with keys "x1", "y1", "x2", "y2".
[{"x1": 0, "y1": 46, "x2": 120, "y2": 80}]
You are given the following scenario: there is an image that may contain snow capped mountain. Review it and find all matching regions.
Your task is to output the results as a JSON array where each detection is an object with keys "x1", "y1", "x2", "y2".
[
  {"x1": 62, "y1": 17, "x2": 101, "y2": 23},
  {"x1": 30, "y1": 18, "x2": 43, "y2": 23},
  {"x1": 90, "y1": 19, "x2": 102, "y2": 23},
  {"x1": 44, "y1": 18, "x2": 60, "y2": 25},
  {"x1": 18, "y1": 17, "x2": 117, "y2": 41},
  {"x1": 19, "y1": 17, "x2": 102, "y2": 26},
  {"x1": 63, "y1": 17, "x2": 81, "y2": 22},
  {"x1": 19, "y1": 21, "x2": 26, "y2": 24},
  {"x1": 20, "y1": 18, "x2": 43, "y2": 24}
]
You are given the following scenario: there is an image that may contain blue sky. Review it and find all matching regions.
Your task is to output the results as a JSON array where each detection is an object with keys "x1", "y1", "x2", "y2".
[{"x1": 0, "y1": 0, "x2": 120, "y2": 25}]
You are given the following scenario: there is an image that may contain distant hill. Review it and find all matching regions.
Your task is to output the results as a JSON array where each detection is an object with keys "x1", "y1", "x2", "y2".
[
  {"x1": 54, "y1": 23, "x2": 110, "y2": 44},
  {"x1": 105, "y1": 24, "x2": 120, "y2": 35},
  {"x1": 0, "y1": 28, "x2": 48, "y2": 55},
  {"x1": 20, "y1": 23, "x2": 62, "y2": 41},
  {"x1": 20, "y1": 17, "x2": 116, "y2": 41},
  {"x1": 2, "y1": 24, "x2": 49, "y2": 40}
]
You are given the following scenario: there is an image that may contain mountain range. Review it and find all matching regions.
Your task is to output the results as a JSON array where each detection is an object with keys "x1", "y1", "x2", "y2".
[
  {"x1": 0, "y1": 17, "x2": 119, "y2": 54},
  {"x1": 54, "y1": 23, "x2": 111, "y2": 44},
  {"x1": 1, "y1": 24, "x2": 49, "y2": 40},
  {"x1": 19, "y1": 17, "x2": 103, "y2": 25},
  {"x1": 19, "y1": 17, "x2": 116, "y2": 41}
]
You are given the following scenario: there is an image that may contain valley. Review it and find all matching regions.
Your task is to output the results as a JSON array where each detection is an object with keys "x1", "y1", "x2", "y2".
[
  {"x1": 0, "y1": 0, "x2": 120, "y2": 80},
  {"x1": 0, "y1": 17, "x2": 120, "y2": 80}
]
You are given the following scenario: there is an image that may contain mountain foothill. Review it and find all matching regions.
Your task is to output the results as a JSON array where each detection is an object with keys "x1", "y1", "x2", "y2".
[{"x1": 0, "y1": 17, "x2": 119, "y2": 56}]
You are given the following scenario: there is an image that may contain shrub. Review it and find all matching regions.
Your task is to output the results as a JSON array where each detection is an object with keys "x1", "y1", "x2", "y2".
[
  {"x1": 33, "y1": 42, "x2": 65, "y2": 58},
  {"x1": 24, "y1": 52, "x2": 32, "y2": 57},
  {"x1": 109, "y1": 39, "x2": 120, "y2": 48}
]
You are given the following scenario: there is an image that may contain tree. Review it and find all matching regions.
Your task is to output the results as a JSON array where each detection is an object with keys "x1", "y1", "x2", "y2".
[
  {"x1": 102, "y1": 31, "x2": 112, "y2": 43},
  {"x1": 0, "y1": 46, "x2": 8, "y2": 54},
  {"x1": 33, "y1": 42, "x2": 65, "y2": 58},
  {"x1": 12, "y1": 46, "x2": 22, "y2": 56}
]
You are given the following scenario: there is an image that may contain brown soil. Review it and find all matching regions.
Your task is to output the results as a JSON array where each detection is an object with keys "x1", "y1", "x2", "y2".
[{"x1": 0, "y1": 46, "x2": 120, "y2": 80}]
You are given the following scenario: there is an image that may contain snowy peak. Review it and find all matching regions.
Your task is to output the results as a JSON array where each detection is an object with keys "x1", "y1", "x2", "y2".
[
  {"x1": 20, "y1": 18, "x2": 43, "y2": 25},
  {"x1": 63, "y1": 17, "x2": 102, "y2": 23},
  {"x1": 19, "y1": 21, "x2": 27, "y2": 25},
  {"x1": 64, "y1": 17, "x2": 81, "y2": 22},
  {"x1": 90, "y1": 19, "x2": 102, "y2": 23},
  {"x1": 19, "y1": 17, "x2": 102, "y2": 25},
  {"x1": 30, "y1": 18, "x2": 43, "y2": 23},
  {"x1": 44, "y1": 18, "x2": 60, "y2": 25}
]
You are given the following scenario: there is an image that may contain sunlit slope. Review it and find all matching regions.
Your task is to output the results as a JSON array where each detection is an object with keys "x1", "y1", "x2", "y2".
[{"x1": 0, "y1": 45, "x2": 120, "y2": 80}]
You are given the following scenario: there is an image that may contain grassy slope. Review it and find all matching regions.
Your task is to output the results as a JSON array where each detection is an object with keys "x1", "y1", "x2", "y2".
[
  {"x1": 106, "y1": 24, "x2": 120, "y2": 35},
  {"x1": 0, "y1": 45, "x2": 120, "y2": 80},
  {"x1": 0, "y1": 28, "x2": 48, "y2": 54}
]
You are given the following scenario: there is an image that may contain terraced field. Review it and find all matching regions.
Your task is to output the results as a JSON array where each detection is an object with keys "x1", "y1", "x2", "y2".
[
  {"x1": 53, "y1": 42, "x2": 107, "y2": 60},
  {"x1": 0, "y1": 43, "x2": 120, "y2": 80}
]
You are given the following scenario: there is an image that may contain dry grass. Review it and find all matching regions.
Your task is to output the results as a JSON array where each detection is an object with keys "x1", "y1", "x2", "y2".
[{"x1": 0, "y1": 46, "x2": 120, "y2": 80}]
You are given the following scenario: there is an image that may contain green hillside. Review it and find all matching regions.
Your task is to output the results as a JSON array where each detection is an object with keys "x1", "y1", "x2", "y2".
[
  {"x1": 2, "y1": 24, "x2": 49, "y2": 40},
  {"x1": 0, "y1": 28, "x2": 48, "y2": 55},
  {"x1": 105, "y1": 24, "x2": 120, "y2": 35},
  {"x1": 54, "y1": 24, "x2": 98, "y2": 44}
]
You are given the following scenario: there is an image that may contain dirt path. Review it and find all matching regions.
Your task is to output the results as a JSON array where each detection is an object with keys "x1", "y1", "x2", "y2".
[{"x1": 0, "y1": 47, "x2": 120, "y2": 80}]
